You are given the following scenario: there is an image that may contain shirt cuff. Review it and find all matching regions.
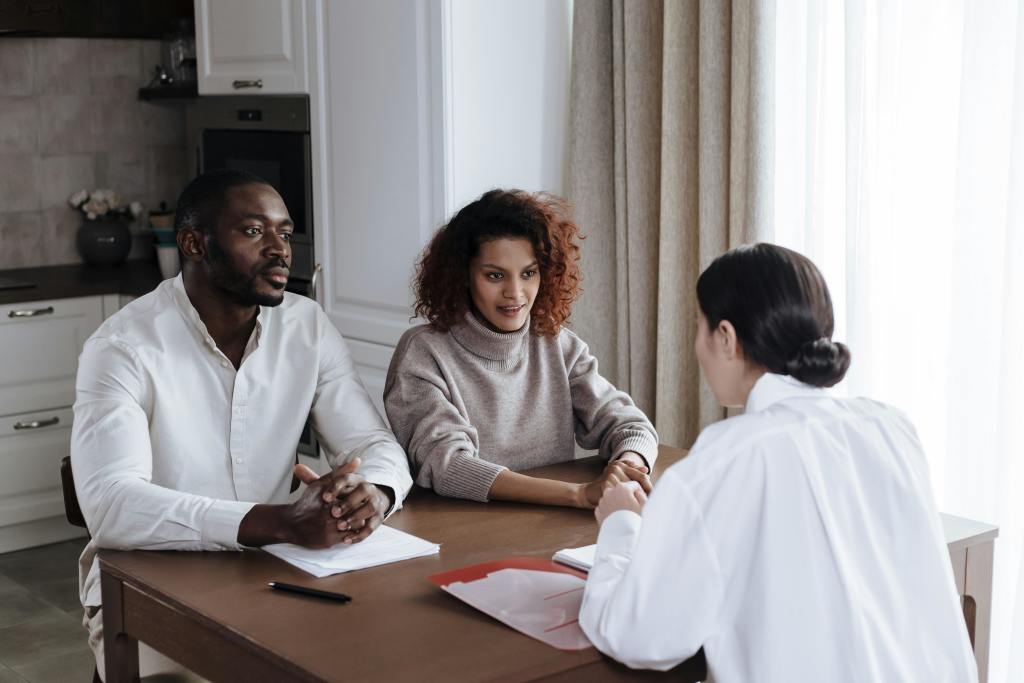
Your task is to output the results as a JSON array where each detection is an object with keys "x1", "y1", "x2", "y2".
[
  {"x1": 595, "y1": 509, "x2": 643, "y2": 561},
  {"x1": 611, "y1": 433, "x2": 659, "y2": 471},
  {"x1": 436, "y1": 453, "x2": 507, "y2": 503},
  {"x1": 361, "y1": 474, "x2": 405, "y2": 518},
  {"x1": 200, "y1": 500, "x2": 257, "y2": 549}
]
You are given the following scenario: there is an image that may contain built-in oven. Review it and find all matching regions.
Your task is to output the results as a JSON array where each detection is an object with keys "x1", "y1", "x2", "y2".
[
  {"x1": 189, "y1": 95, "x2": 320, "y2": 459},
  {"x1": 191, "y1": 95, "x2": 316, "y2": 281}
]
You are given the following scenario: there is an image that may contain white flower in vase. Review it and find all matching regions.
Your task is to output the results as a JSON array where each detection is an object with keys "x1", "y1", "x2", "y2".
[{"x1": 68, "y1": 189, "x2": 89, "y2": 208}]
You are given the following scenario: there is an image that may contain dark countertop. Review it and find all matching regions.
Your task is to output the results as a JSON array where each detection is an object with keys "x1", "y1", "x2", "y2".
[{"x1": 0, "y1": 259, "x2": 165, "y2": 306}]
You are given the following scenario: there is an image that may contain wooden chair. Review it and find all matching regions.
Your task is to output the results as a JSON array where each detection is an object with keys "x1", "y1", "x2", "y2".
[{"x1": 60, "y1": 455, "x2": 88, "y2": 530}]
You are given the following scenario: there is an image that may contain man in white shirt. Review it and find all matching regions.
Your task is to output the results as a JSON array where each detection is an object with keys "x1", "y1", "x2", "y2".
[{"x1": 72, "y1": 169, "x2": 413, "y2": 681}]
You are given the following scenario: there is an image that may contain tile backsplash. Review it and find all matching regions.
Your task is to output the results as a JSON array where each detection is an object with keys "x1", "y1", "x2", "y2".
[{"x1": 0, "y1": 38, "x2": 190, "y2": 269}]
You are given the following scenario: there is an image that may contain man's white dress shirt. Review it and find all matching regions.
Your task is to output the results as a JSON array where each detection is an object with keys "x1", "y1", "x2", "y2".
[
  {"x1": 72, "y1": 275, "x2": 413, "y2": 608},
  {"x1": 580, "y1": 373, "x2": 976, "y2": 683}
]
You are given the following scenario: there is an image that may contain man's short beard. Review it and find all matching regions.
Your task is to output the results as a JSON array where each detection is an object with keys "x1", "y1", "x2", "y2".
[{"x1": 205, "y1": 236, "x2": 285, "y2": 307}]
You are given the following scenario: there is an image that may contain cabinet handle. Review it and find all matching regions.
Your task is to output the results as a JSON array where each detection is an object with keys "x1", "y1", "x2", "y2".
[
  {"x1": 8, "y1": 306, "x2": 54, "y2": 318},
  {"x1": 13, "y1": 416, "x2": 60, "y2": 431},
  {"x1": 310, "y1": 263, "x2": 322, "y2": 302},
  {"x1": 233, "y1": 79, "x2": 263, "y2": 89}
]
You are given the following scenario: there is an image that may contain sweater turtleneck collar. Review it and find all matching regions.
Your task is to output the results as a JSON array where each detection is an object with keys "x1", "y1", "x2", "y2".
[{"x1": 449, "y1": 309, "x2": 530, "y2": 363}]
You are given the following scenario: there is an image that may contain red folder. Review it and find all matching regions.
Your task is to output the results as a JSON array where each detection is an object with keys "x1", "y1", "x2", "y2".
[{"x1": 428, "y1": 556, "x2": 587, "y2": 587}]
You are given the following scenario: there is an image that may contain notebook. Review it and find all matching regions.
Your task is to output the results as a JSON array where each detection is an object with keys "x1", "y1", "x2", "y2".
[
  {"x1": 551, "y1": 544, "x2": 596, "y2": 572},
  {"x1": 264, "y1": 525, "x2": 440, "y2": 578}
]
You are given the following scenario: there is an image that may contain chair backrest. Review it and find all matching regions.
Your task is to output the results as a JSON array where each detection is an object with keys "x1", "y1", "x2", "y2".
[{"x1": 60, "y1": 456, "x2": 88, "y2": 530}]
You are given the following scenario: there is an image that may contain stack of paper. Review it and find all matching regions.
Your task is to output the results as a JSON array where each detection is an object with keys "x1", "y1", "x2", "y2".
[
  {"x1": 264, "y1": 525, "x2": 440, "y2": 578},
  {"x1": 551, "y1": 544, "x2": 596, "y2": 573}
]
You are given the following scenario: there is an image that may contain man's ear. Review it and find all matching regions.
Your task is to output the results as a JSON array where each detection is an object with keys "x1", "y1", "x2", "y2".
[
  {"x1": 717, "y1": 320, "x2": 742, "y2": 361},
  {"x1": 177, "y1": 228, "x2": 206, "y2": 263}
]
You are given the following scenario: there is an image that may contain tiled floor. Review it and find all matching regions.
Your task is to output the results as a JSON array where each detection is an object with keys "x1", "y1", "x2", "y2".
[{"x1": 0, "y1": 537, "x2": 94, "y2": 683}]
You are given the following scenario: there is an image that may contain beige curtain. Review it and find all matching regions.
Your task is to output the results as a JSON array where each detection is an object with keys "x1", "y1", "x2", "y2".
[{"x1": 567, "y1": 0, "x2": 775, "y2": 448}]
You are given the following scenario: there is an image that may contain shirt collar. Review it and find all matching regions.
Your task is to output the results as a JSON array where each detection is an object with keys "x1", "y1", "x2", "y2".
[
  {"x1": 745, "y1": 372, "x2": 824, "y2": 413},
  {"x1": 170, "y1": 274, "x2": 265, "y2": 357}
]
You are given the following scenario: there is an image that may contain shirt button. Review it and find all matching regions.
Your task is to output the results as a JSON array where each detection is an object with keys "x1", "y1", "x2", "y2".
[
  {"x1": 235, "y1": 457, "x2": 243, "y2": 464},
  {"x1": 221, "y1": 360, "x2": 230, "y2": 368}
]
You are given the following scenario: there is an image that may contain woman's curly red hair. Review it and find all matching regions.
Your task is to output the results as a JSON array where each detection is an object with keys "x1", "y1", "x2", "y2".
[{"x1": 413, "y1": 189, "x2": 583, "y2": 336}]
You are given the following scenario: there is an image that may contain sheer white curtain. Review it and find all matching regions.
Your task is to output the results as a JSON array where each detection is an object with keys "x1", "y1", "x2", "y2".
[{"x1": 774, "y1": 2, "x2": 1024, "y2": 681}]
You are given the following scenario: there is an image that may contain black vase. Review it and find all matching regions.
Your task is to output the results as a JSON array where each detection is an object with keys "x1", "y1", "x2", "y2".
[{"x1": 76, "y1": 218, "x2": 132, "y2": 266}]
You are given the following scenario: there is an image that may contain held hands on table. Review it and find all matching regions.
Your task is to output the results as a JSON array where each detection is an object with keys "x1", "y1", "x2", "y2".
[
  {"x1": 291, "y1": 457, "x2": 393, "y2": 546},
  {"x1": 578, "y1": 452, "x2": 652, "y2": 508},
  {"x1": 593, "y1": 450, "x2": 647, "y2": 528},
  {"x1": 594, "y1": 477, "x2": 649, "y2": 526},
  {"x1": 238, "y1": 457, "x2": 393, "y2": 549}
]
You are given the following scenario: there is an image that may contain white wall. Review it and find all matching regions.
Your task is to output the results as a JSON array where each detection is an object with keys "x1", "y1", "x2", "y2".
[{"x1": 447, "y1": 0, "x2": 573, "y2": 210}]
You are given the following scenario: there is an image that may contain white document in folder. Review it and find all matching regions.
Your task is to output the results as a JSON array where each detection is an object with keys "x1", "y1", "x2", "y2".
[
  {"x1": 444, "y1": 568, "x2": 592, "y2": 650},
  {"x1": 551, "y1": 544, "x2": 596, "y2": 573},
  {"x1": 264, "y1": 525, "x2": 440, "y2": 578}
]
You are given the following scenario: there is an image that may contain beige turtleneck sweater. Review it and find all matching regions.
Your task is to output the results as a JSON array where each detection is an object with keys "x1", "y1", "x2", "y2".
[{"x1": 383, "y1": 312, "x2": 659, "y2": 502}]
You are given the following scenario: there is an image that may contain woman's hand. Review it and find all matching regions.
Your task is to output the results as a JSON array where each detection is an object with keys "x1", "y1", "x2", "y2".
[
  {"x1": 577, "y1": 459, "x2": 652, "y2": 508},
  {"x1": 595, "y1": 481, "x2": 647, "y2": 525},
  {"x1": 614, "y1": 451, "x2": 648, "y2": 470}
]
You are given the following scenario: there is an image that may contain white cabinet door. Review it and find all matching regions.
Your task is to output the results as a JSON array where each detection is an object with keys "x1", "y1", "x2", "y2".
[
  {"x1": 315, "y1": 1, "x2": 445, "y2": 351},
  {"x1": 0, "y1": 297, "x2": 101, "y2": 551},
  {"x1": 346, "y1": 338, "x2": 396, "y2": 425},
  {"x1": 0, "y1": 407, "x2": 74, "y2": 527},
  {"x1": 195, "y1": 0, "x2": 309, "y2": 95},
  {"x1": 0, "y1": 296, "x2": 104, "y2": 418}
]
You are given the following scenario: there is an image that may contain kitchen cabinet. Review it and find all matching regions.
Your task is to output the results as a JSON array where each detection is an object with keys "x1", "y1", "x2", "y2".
[
  {"x1": 0, "y1": 0, "x2": 193, "y2": 39},
  {"x1": 0, "y1": 296, "x2": 104, "y2": 552},
  {"x1": 194, "y1": 0, "x2": 310, "y2": 95},
  {"x1": 309, "y1": 1, "x2": 441, "y2": 414}
]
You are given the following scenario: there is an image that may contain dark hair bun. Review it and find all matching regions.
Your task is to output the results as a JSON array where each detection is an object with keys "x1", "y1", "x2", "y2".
[{"x1": 785, "y1": 338, "x2": 851, "y2": 388}]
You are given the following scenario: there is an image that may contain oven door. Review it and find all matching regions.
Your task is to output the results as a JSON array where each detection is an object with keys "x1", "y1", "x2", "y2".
[{"x1": 201, "y1": 128, "x2": 315, "y2": 279}]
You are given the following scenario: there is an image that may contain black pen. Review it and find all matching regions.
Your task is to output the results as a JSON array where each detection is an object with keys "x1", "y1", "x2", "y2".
[{"x1": 268, "y1": 581, "x2": 352, "y2": 603}]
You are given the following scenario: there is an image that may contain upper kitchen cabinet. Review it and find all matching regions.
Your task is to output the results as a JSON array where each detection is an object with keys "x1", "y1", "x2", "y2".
[
  {"x1": 194, "y1": 0, "x2": 309, "y2": 94},
  {"x1": 0, "y1": 0, "x2": 193, "y2": 38}
]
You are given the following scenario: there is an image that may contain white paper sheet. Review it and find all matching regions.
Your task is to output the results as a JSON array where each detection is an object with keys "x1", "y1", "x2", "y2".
[
  {"x1": 552, "y1": 544, "x2": 595, "y2": 573},
  {"x1": 444, "y1": 568, "x2": 592, "y2": 650},
  {"x1": 264, "y1": 525, "x2": 440, "y2": 578}
]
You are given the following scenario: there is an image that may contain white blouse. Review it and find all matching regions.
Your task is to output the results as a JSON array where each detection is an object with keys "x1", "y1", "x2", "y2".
[{"x1": 579, "y1": 373, "x2": 976, "y2": 683}]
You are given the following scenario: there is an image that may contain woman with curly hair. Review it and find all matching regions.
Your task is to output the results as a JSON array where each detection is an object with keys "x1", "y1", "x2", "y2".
[{"x1": 383, "y1": 189, "x2": 658, "y2": 507}]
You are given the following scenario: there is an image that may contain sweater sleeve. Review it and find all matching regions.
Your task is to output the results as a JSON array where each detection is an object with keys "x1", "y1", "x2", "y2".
[
  {"x1": 383, "y1": 331, "x2": 506, "y2": 502},
  {"x1": 564, "y1": 333, "x2": 659, "y2": 469}
]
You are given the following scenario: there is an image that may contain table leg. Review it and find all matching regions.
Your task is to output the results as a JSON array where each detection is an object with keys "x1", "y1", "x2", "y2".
[
  {"x1": 965, "y1": 540, "x2": 995, "y2": 683},
  {"x1": 100, "y1": 570, "x2": 140, "y2": 683}
]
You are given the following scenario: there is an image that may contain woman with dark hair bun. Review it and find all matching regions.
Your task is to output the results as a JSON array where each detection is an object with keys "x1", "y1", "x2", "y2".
[
  {"x1": 383, "y1": 189, "x2": 658, "y2": 508},
  {"x1": 579, "y1": 244, "x2": 975, "y2": 682}
]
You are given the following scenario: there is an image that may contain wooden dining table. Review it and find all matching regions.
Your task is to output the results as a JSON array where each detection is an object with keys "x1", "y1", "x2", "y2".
[{"x1": 100, "y1": 445, "x2": 706, "y2": 682}]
